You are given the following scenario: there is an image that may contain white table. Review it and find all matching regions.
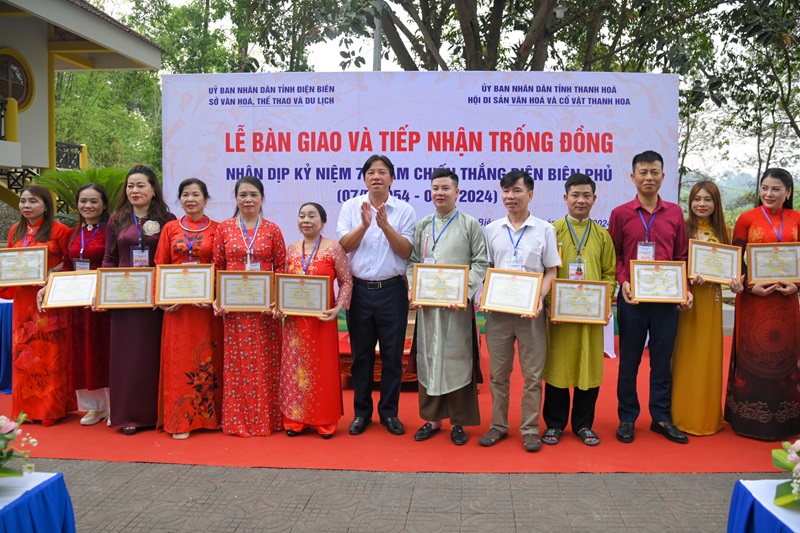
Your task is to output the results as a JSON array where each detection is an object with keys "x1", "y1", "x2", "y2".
[
  {"x1": 728, "y1": 479, "x2": 800, "y2": 533},
  {"x1": 0, "y1": 472, "x2": 75, "y2": 532}
]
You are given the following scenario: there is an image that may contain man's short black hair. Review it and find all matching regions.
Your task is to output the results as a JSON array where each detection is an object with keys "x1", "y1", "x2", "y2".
[
  {"x1": 631, "y1": 150, "x2": 664, "y2": 171},
  {"x1": 431, "y1": 168, "x2": 458, "y2": 187},
  {"x1": 564, "y1": 173, "x2": 595, "y2": 194},
  {"x1": 500, "y1": 170, "x2": 534, "y2": 191},
  {"x1": 362, "y1": 154, "x2": 395, "y2": 178}
]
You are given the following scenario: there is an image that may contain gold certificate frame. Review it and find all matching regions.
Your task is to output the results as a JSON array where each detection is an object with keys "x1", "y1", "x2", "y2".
[
  {"x1": 276, "y1": 274, "x2": 330, "y2": 317},
  {"x1": 216, "y1": 270, "x2": 272, "y2": 312},
  {"x1": 746, "y1": 242, "x2": 800, "y2": 285},
  {"x1": 549, "y1": 278, "x2": 610, "y2": 325},
  {"x1": 42, "y1": 271, "x2": 98, "y2": 309},
  {"x1": 688, "y1": 239, "x2": 742, "y2": 285},
  {"x1": 0, "y1": 246, "x2": 48, "y2": 287},
  {"x1": 156, "y1": 264, "x2": 214, "y2": 305},
  {"x1": 479, "y1": 268, "x2": 543, "y2": 315},
  {"x1": 411, "y1": 264, "x2": 469, "y2": 308},
  {"x1": 96, "y1": 268, "x2": 154, "y2": 309},
  {"x1": 630, "y1": 260, "x2": 687, "y2": 303}
]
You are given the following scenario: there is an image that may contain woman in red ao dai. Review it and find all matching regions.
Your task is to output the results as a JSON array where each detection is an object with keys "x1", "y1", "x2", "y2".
[
  {"x1": 155, "y1": 178, "x2": 223, "y2": 439},
  {"x1": 213, "y1": 176, "x2": 286, "y2": 437},
  {"x1": 2, "y1": 185, "x2": 72, "y2": 425},
  {"x1": 279, "y1": 202, "x2": 352, "y2": 438}
]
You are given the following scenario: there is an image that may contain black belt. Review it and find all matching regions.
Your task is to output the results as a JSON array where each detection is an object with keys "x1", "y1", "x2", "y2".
[{"x1": 353, "y1": 276, "x2": 404, "y2": 290}]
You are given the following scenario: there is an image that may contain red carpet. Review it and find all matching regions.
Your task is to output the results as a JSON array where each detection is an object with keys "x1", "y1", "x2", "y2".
[{"x1": 7, "y1": 336, "x2": 778, "y2": 473}]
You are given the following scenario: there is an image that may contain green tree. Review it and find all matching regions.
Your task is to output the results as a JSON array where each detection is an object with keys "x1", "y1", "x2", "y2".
[
  {"x1": 55, "y1": 70, "x2": 161, "y2": 171},
  {"x1": 712, "y1": 0, "x2": 800, "y2": 185},
  {"x1": 717, "y1": 0, "x2": 798, "y2": 139},
  {"x1": 330, "y1": 0, "x2": 723, "y2": 75}
]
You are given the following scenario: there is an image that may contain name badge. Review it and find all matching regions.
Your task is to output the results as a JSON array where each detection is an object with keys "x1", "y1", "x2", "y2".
[
  {"x1": 73, "y1": 259, "x2": 91, "y2": 272},
  {"x1": 131, "y1": 247, "x2": 150, "y2": 267},
  {"x1": 569, "y1": 262, "x2": 584, "y2": 280},
  {"x1": 423, "y1": 257, "x2": 436, "y2": 265},
  {"x1": 507, "y1": 256, "x2": 524, "y2": 271},
  {"x1": 637, "y1": 241, "x2": 655, "y2": 261},
  {"x1": 245, "y1": 262, "x2": 261, "y2": 271}
]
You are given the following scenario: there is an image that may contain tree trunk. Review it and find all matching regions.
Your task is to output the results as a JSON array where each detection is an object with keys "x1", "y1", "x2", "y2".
[
  {"x1": 382, "y1": 9, "x2": 420, "y2": 71},
  {"x1": 515, "y1": 0, "x2": 556, "y2": 71},
  {"x1": 484, "y1": 0, "x2": 506, "y2": 70},
  {"x1": 582, "y1": 2, "x2": 608, "y2": 71},
  {"x1": 453, "y1": 0, "x2": 486, "y2": 70}
]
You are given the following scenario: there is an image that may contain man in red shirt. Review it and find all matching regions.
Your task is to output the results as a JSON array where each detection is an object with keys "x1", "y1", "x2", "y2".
[{"x1": 608, "y1": 150, "x2": 693, "y2": 445}]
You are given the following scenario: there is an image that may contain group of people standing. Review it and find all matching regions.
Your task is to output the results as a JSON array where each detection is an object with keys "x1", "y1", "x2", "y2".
[
  {"x1": 3, "y1": 151, "x2": 798, "y2": 448},
  {"x1": 6, "y1": 167, "x2": 349, "y2": 440}
]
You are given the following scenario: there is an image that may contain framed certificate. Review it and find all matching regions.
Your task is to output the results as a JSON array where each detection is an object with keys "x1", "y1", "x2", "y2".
[
  {"x1": 96, "y1": 268, "x2": 154, "y2": 309},
  {"x1": 276, "y1": 274, "x2": 329, "y2": 317},
  {"x1": 746, "y1": 242, "x2": 800, "y2": 284},
  {"x1": 479, "y1": 268, "x2": 543, "y2": 315},
  {"x1": 42, "y1": 271, "x2": 98, "y2": 309},
  {"x1": 550, "y1": 278, "x2": 610, "y2": 325},
  {"x1": 410, "y1": 264, "x2": 469, "y2": 308},
  {"x1": 688, "y1": 239, "x2": 741, "y2": 284},
  {"x1": 630, "y1": 260, "x2": 688, "y2": 303},
  {"x1": 155, "y1": 264, "x2": 214, "y2": 305},
  {"x1": 216, "y1": 270, "x2": 272, "y2": 312},
  {"x1": 0, "y1": 246, "x2": 48, "y2": 287}
]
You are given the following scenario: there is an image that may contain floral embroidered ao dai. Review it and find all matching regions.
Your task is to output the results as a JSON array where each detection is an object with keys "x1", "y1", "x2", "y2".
[
  {"x1": 3, "y1": 220, "x2": 74, "y2": 422},
  {"x1": 725, "y1": 207, "x2": 800, "y2": 440},
  {"x1": 279, "y1": 239, "x2": 352, "y2": 435},
  {"x1": 214, "y1": 217, "x2": 286, "y2": 437},
  {"x1": 154, "y1": 217, "x2": 223, "y2": 435}
]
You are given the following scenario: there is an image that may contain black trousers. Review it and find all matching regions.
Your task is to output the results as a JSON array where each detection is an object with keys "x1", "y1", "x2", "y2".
[
  {"x1": 542, "y1": 382, "x2": 599, "y2": 433},
  {"x1": 346, "y1": 280, "x2": 408, "y2": 420},
  {"x1": 616, "y1": 289, "x2": 679, "y2": 423}
]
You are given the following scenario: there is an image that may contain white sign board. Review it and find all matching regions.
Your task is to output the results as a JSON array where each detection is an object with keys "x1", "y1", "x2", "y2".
[{"x1": 162, "y1": 71, "x2": 679, "y2": 241}]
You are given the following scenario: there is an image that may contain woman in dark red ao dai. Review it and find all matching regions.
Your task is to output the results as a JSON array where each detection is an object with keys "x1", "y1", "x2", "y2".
[
  {"x1": 65, "y1": 184, "x2": 112, "y2": 426},
  {"x1": 102, "y1": 165, "x2": 175, "y2": 435},
  {"x1": 213, "y1": 176, "x2": 286, "y2": 437}
]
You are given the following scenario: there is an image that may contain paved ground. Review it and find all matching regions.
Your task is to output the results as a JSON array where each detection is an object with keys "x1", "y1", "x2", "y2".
[{"x1": 34, "y1": 458, "x2": 782, "y2": 532}]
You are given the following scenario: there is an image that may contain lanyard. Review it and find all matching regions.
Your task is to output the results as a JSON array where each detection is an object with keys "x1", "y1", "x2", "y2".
[
  {"x1": 132, "y1": 213, "x2": 145, "y2": 249},
  {"x1": 431, "y1": 211, "x2": 458, "y2": 251},
  {"x1": 565, "y1": 216, "x2": 591, "y2": 262},
  {"x1": 506, "y1": 224, "x2": 527, "y2": 257},
  {"x1": 637, "y1": 209, "x2": 657, "y2": 242},
  {"x1": 760, "y1": 206, "x2": 784, "y2": 242},
  {"x1": 22, "y1": 225, "x2": 40, "y2": 248},
  {"x1": 301, "y1": 236, "x2": 321, "y2": 274},
  {"x1": 79, "y1": 224, "x2": 103, "y2": 259},
  {"x1": 239, "y1": 216, "x2": 260, "y2": 260},
  {"x1": 181, "y1": 216, "x2": 210, "y2": 258}
]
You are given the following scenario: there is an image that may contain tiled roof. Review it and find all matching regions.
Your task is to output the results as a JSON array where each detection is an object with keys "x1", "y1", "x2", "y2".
[{"x1": 63, "y1": 0, "x2": 163, "y2": 50}]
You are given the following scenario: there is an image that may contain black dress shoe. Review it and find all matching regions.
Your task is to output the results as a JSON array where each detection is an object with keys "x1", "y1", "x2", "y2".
[
  {"x1": 380, "y1": 417, "x2": 405, "y2": 435},
  {"x1": 616, "y1": 422, "x2": 634, "y2": 443},
  {"x1": 349, "y1": 417, "x2": 371, "y2": 435},
  {"x1": 650, "y1": 421, "x2": 688, "y2": 444},
  {"x1": 414, "y1": 422, "x2": 441, "y2": 442},
  {"x1": 286, "y1": 427, "x2": 308, "y2": 437},
  {"x1": 451, "y1": 426, "x2": 468, "y2": 446}
]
